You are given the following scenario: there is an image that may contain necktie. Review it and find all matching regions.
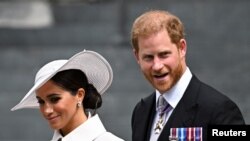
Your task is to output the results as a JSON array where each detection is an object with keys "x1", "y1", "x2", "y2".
[
  {"x1": 57, "y1": 138, "x2": 62, "y2": 141},
  {"x1": 154, "y1": 95, "x2": 170, "y2": 134}
]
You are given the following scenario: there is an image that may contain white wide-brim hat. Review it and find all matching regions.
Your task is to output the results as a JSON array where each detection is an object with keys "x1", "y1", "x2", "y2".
[{"x1": 11, "y1": 50, "x2": 113, "y2": 111}]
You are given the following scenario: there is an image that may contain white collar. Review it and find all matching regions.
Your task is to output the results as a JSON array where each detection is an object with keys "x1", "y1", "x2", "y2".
[
  {"x1": 51, "y1": 114, "x2": 106, "y2": 141},
  {"x1": 155, "y1": 67, "x2": 192, "y2": 109}
]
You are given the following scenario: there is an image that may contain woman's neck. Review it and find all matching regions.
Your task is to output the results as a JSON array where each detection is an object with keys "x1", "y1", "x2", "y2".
[{"x1": 60, "y1": 108, "x2": 88, "y2": 136}]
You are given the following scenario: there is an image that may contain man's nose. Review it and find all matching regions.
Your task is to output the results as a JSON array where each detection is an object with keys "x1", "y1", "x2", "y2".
[{"x1": 152, "y1": 58, "x2": 164, "y2": 70}]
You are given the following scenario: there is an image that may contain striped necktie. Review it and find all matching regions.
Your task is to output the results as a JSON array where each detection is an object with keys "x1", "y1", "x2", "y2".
[{"x1": 154, "y1": 95, "x2": 171, "y2": 134}]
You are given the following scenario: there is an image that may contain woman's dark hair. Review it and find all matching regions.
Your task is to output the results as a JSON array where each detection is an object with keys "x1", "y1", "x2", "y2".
[{"x1": 50, "y1": 69, "x2": 102, "y2": 109}]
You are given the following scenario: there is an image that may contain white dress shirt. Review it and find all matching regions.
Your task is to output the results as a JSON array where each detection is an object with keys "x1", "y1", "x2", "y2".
[{"x1": 150, "y1": 67, "x2": 192, "y2": 141}]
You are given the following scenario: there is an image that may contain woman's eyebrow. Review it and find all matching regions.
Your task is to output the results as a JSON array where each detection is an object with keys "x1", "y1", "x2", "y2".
[
  {"x1": 36, "y1": 93, "x2": 60, "y2": 100},
  {"x1": 47, "y1": 94, "x2": 60, "y2": 98}
]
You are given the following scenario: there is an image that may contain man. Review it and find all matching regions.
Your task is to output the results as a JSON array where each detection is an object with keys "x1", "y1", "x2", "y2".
[{"x1": 131, "y1": 10, "x2": 245, "y2": 141}]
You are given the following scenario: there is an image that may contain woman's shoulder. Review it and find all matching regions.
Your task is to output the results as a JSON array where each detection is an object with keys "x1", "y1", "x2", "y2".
[{"x1": 94, "y1": 131, "x2": 124, "y2": 141}]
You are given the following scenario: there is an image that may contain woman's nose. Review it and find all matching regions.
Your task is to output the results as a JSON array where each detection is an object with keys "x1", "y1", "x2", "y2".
[{"x1": 44, "y1": 103, "x2": 53, "y2": 114}]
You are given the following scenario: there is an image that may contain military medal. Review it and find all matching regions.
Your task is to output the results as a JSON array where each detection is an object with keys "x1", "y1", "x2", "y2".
[
  {"x1": 169, "y1": 127, "x2": 203, "y2": 141},
  {"x1": 154, "y1": 117, "x2": 164, "y2": 134}
]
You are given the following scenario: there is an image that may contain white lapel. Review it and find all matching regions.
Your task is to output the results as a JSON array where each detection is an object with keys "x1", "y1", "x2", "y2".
[{"x1": 51, "y1": 114, "x2": 107, "y2": 141}]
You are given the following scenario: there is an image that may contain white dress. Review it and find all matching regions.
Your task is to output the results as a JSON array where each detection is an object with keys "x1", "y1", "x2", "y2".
[{"x1": 51, "y1": 114, "x2": 124, "y2": 141}]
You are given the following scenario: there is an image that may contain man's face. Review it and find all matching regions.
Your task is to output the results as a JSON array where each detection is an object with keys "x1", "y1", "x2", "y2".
[{"x1": 134, "y1": 30, "x2": 187, "y2": 94}]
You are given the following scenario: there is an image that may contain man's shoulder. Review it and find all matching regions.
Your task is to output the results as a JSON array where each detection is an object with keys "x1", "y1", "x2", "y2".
[
  {"x1": 132, "y1": 92, "x2": 155, "y2": 114},
  {"x1": 136, "y1": 92, "x2": 155, "y2": 105},
  {"x1": 190, "y1": 75, "x2": 228, "y2": 99},
  {"x1": 198, "y1": 79, "x2": 230, "y2": 101},
  {"x1": 191, "y1": 76, "x2": 238, "y2": 108}
]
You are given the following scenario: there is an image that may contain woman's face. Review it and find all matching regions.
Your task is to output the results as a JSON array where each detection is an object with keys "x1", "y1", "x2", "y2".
[{"x1": 36, "y1": 80, "x2": 84, "y2": 134}]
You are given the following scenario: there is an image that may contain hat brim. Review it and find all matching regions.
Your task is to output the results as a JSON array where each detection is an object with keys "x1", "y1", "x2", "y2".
[{"x1": 11, "y1": 50, "x2": 113, "y2": 111}]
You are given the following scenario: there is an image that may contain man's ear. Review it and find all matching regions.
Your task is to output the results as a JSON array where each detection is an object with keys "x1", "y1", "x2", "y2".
[
  {"x1": 179, "y1": 39, "x2": 187, "y2": 58},
  {"x1": 133, "y1": 49, "x2": 140, "y2": 64}
]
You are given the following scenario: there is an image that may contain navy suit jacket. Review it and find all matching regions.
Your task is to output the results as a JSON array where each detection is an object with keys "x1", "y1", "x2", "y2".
[{"x1": 131, "y1": 75, "x2": 245, "y2": 141}]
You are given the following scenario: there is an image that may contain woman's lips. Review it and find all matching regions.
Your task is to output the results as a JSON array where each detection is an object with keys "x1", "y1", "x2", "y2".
[{"x1": 47, "y1": 115, "x2": 59, "y2": 122}]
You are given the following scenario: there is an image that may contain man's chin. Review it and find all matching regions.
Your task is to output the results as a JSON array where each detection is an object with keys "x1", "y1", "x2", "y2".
[{"x1": 155, "y1": 85, "x2": 171, "y2": 93}]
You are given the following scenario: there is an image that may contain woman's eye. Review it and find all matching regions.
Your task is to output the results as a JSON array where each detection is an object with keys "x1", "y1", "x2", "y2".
[
  {"x1": 50, "y1": 97, "x2": 61, "y2": 104},
  {"x1": 37, "y1": 99, "x2": 45, "y2": 105}
]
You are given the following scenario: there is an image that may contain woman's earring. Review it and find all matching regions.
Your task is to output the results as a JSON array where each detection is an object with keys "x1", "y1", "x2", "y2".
[{"x1": 77, "y1": 101, "x2": 82, "y2": 107}]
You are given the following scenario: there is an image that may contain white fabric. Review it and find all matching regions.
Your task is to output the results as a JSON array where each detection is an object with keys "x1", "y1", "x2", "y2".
[
  {"x1": 150, "y1": 67, "x2": 192, "y2": 141},
  {"x1": 51, "y1": 114, "x2": 124, "y2": 141}
]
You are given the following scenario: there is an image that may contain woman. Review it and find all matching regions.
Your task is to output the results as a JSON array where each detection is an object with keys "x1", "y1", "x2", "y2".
[{"x1": 11, "y1": 50, "x2": 124, "y2": 141}]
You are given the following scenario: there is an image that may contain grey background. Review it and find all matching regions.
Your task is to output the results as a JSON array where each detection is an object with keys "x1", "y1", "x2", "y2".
[{"x1": 0, "y1": 0, "x2": 249, "y2": 141}]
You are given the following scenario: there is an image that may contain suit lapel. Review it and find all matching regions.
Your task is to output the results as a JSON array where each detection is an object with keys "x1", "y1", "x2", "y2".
[
  {"x1": 158, "y1": 76, "x2": 201, "y2": 141},
  {"x1": 145, "y1": 95, "x2": 157, "y2": 141},
  {"x1": 135, "y1": 93, "x2": 156, "y2": 141}
]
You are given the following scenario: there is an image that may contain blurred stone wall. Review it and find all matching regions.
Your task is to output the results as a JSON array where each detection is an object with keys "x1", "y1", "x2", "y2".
[{"x1": 0, "y1": 0, "x2": 249, "y2": 141}]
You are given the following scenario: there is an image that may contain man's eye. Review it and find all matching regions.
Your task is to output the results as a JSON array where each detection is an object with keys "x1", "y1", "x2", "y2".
[
  {"x1": 50, "y1": 97, "x2": 61, "y2": 104},
  {"x1": 143, "y1": 55, "x2": 153, "y2": 61},
  {"x1": 159, "y1": 52, "x2": 170, "y2": 58}
]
